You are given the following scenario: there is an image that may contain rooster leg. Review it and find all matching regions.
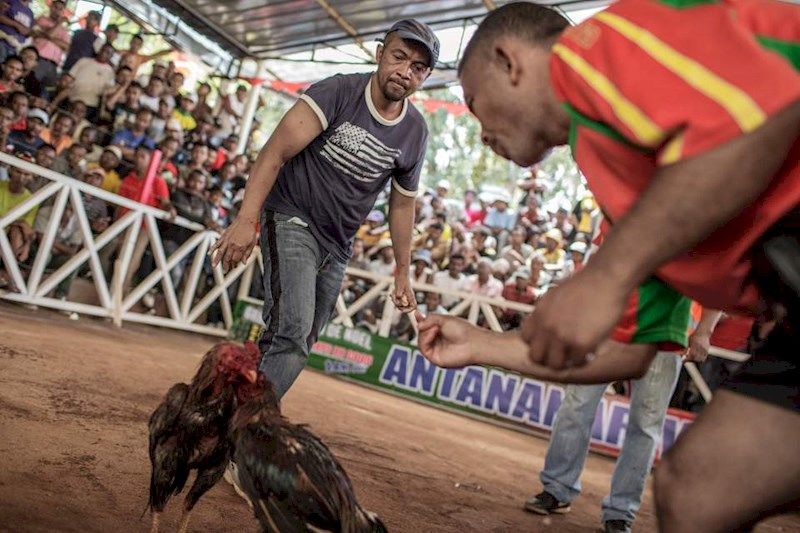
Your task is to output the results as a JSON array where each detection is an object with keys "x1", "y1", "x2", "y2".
[
  {"x1": 176, "y1": 507, "x2": 191, "y2": 533},
  {"x1": 149, "y1": 511, "x2": 161, "y2": 533}
]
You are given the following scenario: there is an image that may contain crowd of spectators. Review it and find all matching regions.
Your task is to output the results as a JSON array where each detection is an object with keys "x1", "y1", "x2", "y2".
[
  {"x1": 0, "y1": 2, "x2": 256, "y2": 318},
  {"x1": 344, "y1": 176, "x2": 600, "y2": 337}
]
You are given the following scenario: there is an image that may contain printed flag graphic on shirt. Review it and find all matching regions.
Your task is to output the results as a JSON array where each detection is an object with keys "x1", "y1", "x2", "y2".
[{"x1": 321, "y1": 122, "x2": 401, "y2": 183}]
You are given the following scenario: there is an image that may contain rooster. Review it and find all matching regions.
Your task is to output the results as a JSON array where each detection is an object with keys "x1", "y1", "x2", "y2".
[
  {"x1": 147, "y1": 341, "x2": 260, "y2": 533},
  {"x1": 229, "y1": 376, "x2": 388, "y2": 533}
]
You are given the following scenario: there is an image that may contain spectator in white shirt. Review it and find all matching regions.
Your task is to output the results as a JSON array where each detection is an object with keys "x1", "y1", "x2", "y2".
[
  {"x1": 68, "y1": 44, "x2": 115, "y2": 121},
  {"x1": 432, "y1": 253, "x2": 467, "y2": 308}
]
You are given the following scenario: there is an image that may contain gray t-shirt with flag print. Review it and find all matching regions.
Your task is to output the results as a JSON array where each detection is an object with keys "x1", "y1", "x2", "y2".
[{"x1": 263, "y1": 72, "x2": 428, "y2": 262}]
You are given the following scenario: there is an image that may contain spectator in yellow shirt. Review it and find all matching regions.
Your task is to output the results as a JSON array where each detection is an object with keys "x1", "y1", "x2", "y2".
[
  {"x1": 0, "y1": 153, "x2": 38, "y2": 264},
  {"x1": 535, "y1": 228, "x2": 566, "y2": 273},
  {"x1": 172, "y1": 93, "x2": 197, "y2": 132},
  {"x1": 93, "y1": 145, "x2": 122, "y2": 194},
  {"x1": 355, "y1": 210, "x2": 389, "y2": 249}
]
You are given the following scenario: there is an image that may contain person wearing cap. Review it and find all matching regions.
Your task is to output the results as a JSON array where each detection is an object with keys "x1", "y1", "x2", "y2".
[
  {"x1": 172, "y1": 93, "x2": 197, "y2": 132},
  {"x1": 211, "y1": 19, "x2": 437, "y2": 402},
  {"x1": 411, "y1": 248, "x2": 434, "y2": 284},
  {"x1": 80, "y1": 166, "x2": 111, "y2": 234},
  {"x1": 368, "y1": 239, "x2": 396, "y2": 278},
  {"x1": 0, "y1": 152, "x2": 37, "y2": 266},
  {"x1": 7, "y1": 108, "x2": 46, "y2": 155},
  {"x1": 536, "y1": 228, "x2": 566, "y2": 271},
  {"x1": 567, "y1": 241, "x2": 587, "y2": 275},
  {"x1": 356, "y1": 209, "x2": 389, "y2": 248},
  {"x1": 435, "y1": 179, "x2": 450, "y2": 199},
  {"x1": 484, "y1": 193, "x2": 517, "y2": 248}
]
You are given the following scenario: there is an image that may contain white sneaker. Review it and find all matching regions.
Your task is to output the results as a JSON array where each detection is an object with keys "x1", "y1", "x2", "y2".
[{"x1": 224, "y1": 461, "x2": 253, "y2": 509}]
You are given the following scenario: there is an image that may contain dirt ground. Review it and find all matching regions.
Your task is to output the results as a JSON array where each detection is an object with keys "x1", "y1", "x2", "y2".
[{"x1": 0, "y1": 303, "x2": 798, "y2": 533}]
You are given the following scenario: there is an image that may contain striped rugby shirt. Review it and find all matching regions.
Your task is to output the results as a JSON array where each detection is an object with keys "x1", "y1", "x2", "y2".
[{"x1": 549, "y1": 0, "x2": 800, "y2": 313}]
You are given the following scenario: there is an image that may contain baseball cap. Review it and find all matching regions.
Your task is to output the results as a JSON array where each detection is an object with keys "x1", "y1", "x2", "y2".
[
  {"x1": 27, "y1": 108, "x2": 49, "y2": 124},
  {"x1": 386, "y1": 19, "x2": 440, "y2": 68},
  {"x1": 103, "y1": 145, "x2": 122, "y2": 160},
  {"x1": 569, "y1": 241, "x2": 588, "y2": 255}
]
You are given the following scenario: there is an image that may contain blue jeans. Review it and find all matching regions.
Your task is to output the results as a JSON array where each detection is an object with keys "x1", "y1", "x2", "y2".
[
  {"x1": 257, "y1": 211, "x2": 346, "y2": 399},
  {"x1": 540, "y1": 352, "x2": 681, "y2": 523}
]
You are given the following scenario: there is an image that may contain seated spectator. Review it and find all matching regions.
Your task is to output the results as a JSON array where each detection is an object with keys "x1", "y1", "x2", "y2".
[
  {"x1": 184, "y1": 114, "x2": 216, "y2": 154},
  {"x1": 552, "y1": 207, "x2": 575, "y2": 240},
  {"x1": 216, "y1": 84, "x2": 247, "y2": 139},
  {"x1": 573, "y1": 193, "x2": 599, "y2": 239},
  {"x1": 0, "y1": 155, "x2": 38, "y2": 267},
  {"x1": 518, "y1": 193, "x2": 549, "y2": 236},
  {"x1": 207, "y1": 185, "x2": 228, "y2": 229},
  {"x1": 500, "y1": 268, "x2": 537, "y2": 329},
  {"x1": 51, "y1": 142, "x2": 87, "y2": 178},
  {"x1": 112, "y1": 107, "x2": 155, "y2": 160},
  {"x1": 162, "y1": 169, "x2": 214, "y2": 286},
  {"x1": 69, "y1": 43, "x2": 116, "y2": 120},
  {"x1": 463, "y1": 189, "x2": 485, "y2": 228},
  {"x1": 91, "y1": 145, "x2": 122, "y2": 193},
  {"x1": 232, "y1": 153, "x2": 250, "y2": 177},
  {"x1": 94, "y1": 23, "x2": 120, "y2": 66},
  {"x1": 31, "y1": 202, "x2": 82, "y2": 299},
  {"x1": 566, "y1": 241, "x2": 587, "y2": 276},
  {"x1": 80, "y1": 167, "x2": 110, "y2": 234},
  {"x1": 156, "y1": 136, "x2": 180, "y2": 189},
  {"x1": 106, "y1": 80, "x2": 142, "y2": 133},
  {"x1": 116, "y1": 146, "x2": 172, "y2": 218},
  {"x1": 210, "y1": 160, "x2": 239, "y2": 208},
  {"x1": 500, "y1": 226, "x2": 534, "y2": 270},
  {"x1": 76, "y1": 125, "x2": 99, "y2": 160},
  {"x1": 536, "y1": 228, "x2": 567, "y2": 272},
  {"x1": 0, "y1": 104, "x2": 15, "y2": 150},
  {"x1": 208, "y1": 134, "x2": 238, "y2": 172},
  {"x1": 179, "y1": 142, "x2": 209, "y2": 185},
  {"x1": 163, "y1": 71, "x2": 185, "y2": 110},
  {"x1": 31, "y1": 0, "x2": 69, "y2": 89},
  {"x1": 411, "y1": 249, "x2": 434, "y2": 284},
  {"x1": 39, "y1": 111, "x2": 74, "y2": 154},
  {"x1": 138, "y1": 75, "x2": 164, "y2": 113},
  {"x1": 8, "y1": 107, "x2": 47, "y2": 155},
  {"x1": 69, "y1": 100, "x2": 91, "y2": 140},
  {"x1": 62, "y1": 10, "x2": 102, "y2": 72},
  {"x1": 432, "y1": 253, "x2": 467, "y2": 308},
  {"x1": 348, "y1": 237, "x2": 368, "y2": 270},
  {"x1": 464, "y1": 257, "x2": 503, "y2": 298},
  {"x1": 418, "y1": 291, "x2": 447, "y2": 315},
  {"x1": 528, "y1": 252, "x2": 552, "y2": 291},
  {"x1": 484, "y1": 195, "x2": 516, "y2": 247},
  {"x1": 27, "y1": 143, "x2": 56, "y2": 192},
  {"x1": 413, "y1": 221, "x2": 449, "y2": 266},
  {"x1": 492, "y1": 257, "x2": 511, "y2": 284},
  {"x1": 472, "y1": 226, "x2": 497, "y2": 258},
  {"x1": 172, "y1": 93, "x2": 196, "y2": 132},
  {"x1": 355, "y1": 210, "x2": 388, "y2": 249},
  {"x1": 192, "y1": 82, "x2": 213, "y2": 122},
  {"x1": 45, "y1": 71, "x2": 72, "y2": 112},
  {"x1": 147, "y1": 98, "x2": 176, "y2": 142},
  {"x1": 368, "y1": 239, "x2": 395, "y2": 278},
  {"x1": 19, "y1": 46, "x2": 44, "y2": 99},
  {"x1": 0, "y1": 56, "x2": 23, "y2": 94},
  {"x1": 7, "y1": 90, "x2": 28, "y2": 132}
]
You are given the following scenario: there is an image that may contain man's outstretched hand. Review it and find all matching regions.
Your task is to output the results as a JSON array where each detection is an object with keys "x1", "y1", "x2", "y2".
[
  {"x1": 521, "y1": 268, "x2": 629, "y2": 370},
  {"x1": 417, "y1": 312, "x2": 484, "y2": 368}
]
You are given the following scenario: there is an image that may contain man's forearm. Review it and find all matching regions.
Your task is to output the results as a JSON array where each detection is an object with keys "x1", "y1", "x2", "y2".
[
  {"x1": 474, "y1": 330, "x2": 656, "y2": 384},
  {"x1": 588, "y1": 100, "x2": 800, "y2": 292},
  {"x1": 389, "y1": 191, "x2": 414, "y2": 274},
  {"x1": 236, "y1": 149, "x2": 281, "y2": 225}
]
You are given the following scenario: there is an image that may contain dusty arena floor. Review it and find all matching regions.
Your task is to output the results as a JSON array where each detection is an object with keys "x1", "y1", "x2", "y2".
[{"x1": 1, "y1": 303, "x2": 798, "y2": 533}]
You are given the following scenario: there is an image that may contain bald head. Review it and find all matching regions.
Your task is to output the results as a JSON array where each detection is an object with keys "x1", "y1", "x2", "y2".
[{"x1": 459, "y1": 2, "x2": 569, "y2": 75}]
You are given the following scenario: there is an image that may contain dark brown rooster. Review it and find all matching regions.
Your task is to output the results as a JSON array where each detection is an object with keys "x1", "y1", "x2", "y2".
[
  {"x1": 147, "y1": 341, "x2": 260, "y2": 533},
  {"x1": 229, "y1": 376, "x2": 388, "y2": 533}
]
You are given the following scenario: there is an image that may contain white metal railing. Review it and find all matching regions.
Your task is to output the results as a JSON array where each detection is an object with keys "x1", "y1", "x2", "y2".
[{"x1": 0, "y1": 151, "x2": 747, "y2": 404}]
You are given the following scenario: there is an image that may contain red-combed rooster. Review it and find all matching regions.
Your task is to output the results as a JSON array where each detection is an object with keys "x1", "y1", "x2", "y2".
[
  {"x1": 147, "y1": 341, "x2": 260, "y2": 533},
  {"x1": 229, "y1": 376, "x2": 388, "y2": 533}
]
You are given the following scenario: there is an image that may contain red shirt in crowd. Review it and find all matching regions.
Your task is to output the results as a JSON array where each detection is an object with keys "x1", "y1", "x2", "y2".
[
  {"x1": 116, "y1": 171, "x2": 170, "y2": 219},
  {"x1": 549, "y1": 0, "x2": 800, "y2": 313}
]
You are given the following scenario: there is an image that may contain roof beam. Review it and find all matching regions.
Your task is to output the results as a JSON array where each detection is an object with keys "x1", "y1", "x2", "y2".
[{"x1": 314, "y1": 0, "x2": 375, "y2": 61}]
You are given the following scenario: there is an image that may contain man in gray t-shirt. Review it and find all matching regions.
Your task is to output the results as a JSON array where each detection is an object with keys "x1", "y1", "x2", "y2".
[{"x1": 212, "y1": 19, "x2": 438, "y2": 399}]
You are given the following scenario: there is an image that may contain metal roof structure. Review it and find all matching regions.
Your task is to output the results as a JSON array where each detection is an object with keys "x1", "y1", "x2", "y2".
[{"x1": 106, "y1": 0, "x2": 606, "y2": 83}]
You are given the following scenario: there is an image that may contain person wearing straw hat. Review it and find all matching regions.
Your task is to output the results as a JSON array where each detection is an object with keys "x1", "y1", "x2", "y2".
[{"x1": 536, "y1": 228, "x2": 566, "y2": 271}]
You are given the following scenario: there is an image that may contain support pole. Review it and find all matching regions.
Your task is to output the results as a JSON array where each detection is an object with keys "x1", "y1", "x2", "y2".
[{"x1": 236, "y1": 66, "x2": 264, "y2": 155}]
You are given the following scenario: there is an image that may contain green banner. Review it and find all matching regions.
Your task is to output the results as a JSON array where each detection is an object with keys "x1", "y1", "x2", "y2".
[{"x1": 230, "y1": 300, "x2": 694, "y2": 457}]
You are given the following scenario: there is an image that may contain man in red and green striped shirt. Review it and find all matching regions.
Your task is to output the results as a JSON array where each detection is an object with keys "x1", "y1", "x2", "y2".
[{"x1": 420, "y1": 0, "x2": 800, "y2": 530}]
